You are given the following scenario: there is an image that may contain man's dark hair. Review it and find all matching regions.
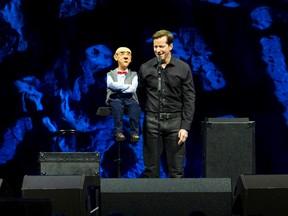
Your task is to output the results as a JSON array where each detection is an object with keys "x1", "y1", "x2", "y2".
[{"x1": 152, "y1": 29, "x2": 174, "y2": 45}]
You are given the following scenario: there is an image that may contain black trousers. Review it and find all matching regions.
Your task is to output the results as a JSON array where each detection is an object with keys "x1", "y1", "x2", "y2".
[{"x1": 143, "y1": 112, "x2": 186, "y2": 178}]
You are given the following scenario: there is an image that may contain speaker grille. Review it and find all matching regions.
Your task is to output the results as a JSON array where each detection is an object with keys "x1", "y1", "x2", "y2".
[
  {"x1": 22, "y1": 175, "x2": 99, "y2": 216},
  {"x1": 202, "y1": 118, "x2": 255, "y2": 189},
  {"x1": 101, "y1": 178, "x2": 232, "y2": 216}
]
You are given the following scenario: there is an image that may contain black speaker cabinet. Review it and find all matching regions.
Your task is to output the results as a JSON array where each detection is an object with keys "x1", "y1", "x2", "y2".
[
  {"x1": 0, "y1": 198, "x2": 52, "y2": 216},
  {"x1": 101, "y1": 178, "x2": 232, "y2": 216},
  {"x1": 232, "y1": 174, "x2": 288, "y2": 216},
  {"x1": 0, "y1": 179, "x2": 13, "y2": 198},
  {"x1": 39, "y1": 152, "x2": 100, "y2": 177},
  {"x1": 202, "y1": 118, "x2": 255, "y2": 189},
  {"x1": 21, "y1": 175, "x2": 100, "y2": 216}
]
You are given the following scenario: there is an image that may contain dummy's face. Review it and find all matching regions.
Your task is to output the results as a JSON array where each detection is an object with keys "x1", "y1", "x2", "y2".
[{"x1": 114, "y1": 48, "x2": 132, "y2": 69}]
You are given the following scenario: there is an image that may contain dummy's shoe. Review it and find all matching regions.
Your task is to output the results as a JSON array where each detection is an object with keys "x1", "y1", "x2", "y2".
[
  {"x1": 131, "y1": 134, "x2": 140, "y2": 143},
  {"x1": 115, "y1": 132, "x2": 126, "y2": 142}
]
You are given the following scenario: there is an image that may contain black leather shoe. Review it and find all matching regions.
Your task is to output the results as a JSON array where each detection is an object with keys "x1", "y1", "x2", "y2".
[
  {"x1": 131, "y1": 134, "x2": 140, "y2": 142},
  {"x1": 115, "y1": 132, "x2": 125, "y2": 142}
]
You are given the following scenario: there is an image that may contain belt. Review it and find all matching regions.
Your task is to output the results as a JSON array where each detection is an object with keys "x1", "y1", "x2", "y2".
[{"x1": 147, "y1": 112, "x2": 182, "y2": 120}]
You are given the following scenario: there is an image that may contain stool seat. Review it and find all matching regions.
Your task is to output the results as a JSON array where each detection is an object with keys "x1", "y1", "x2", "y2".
[
  {"x1": 96, "y1": 106, "x2": 129, "y2": 116},
  {"x1": 52, "y1": 129, "x2": 90, "y2": 152},
  {"x1": 53, "y1": 129, "x2": 83, "y2": 136},
  {"x1": 96, "y1": 107, "x2": 112, "y2": 116}
]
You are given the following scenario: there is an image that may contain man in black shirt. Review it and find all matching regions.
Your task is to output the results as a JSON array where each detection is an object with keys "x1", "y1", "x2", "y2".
[{"x1": 138, "y1": 29, "x2": 196, "y2": 178}]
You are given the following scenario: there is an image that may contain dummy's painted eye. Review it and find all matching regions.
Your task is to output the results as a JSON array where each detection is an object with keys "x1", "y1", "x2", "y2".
[{"x1": 118, "y1": 51, "x2": 131, "y2": 56}]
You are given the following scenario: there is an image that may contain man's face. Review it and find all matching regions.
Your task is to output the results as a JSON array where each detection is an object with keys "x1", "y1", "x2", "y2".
[{"x1": 153, "y1": 36, "x2": 173, "y2": 61}]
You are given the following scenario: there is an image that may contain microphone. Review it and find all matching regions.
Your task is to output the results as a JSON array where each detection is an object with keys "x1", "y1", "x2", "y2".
[
  {"x1": 157, "y1": 55, "x2": 162, "y2": 74},
  {"x1": 157, "y1": 55, "x2": 162, "y2": 92},
  {"x1": 157, "y1": 55, "x2": 161, "y2": 65}
]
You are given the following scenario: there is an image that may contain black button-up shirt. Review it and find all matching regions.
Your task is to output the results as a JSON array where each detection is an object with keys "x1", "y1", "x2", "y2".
[{"x1": 138, "y1": 56, "x2": 196, "y2": 130}]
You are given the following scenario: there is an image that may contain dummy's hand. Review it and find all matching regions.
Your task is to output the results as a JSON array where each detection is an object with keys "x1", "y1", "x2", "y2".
[
  {"x1": 178, "y1": 129, "x2": 188, "y2": 145},
  {"x1": 122, "y1": 84, "x2": 131, "y2": 91}
]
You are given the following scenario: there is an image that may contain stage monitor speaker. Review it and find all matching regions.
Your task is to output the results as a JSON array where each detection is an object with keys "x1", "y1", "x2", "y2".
[
  {"x1": 202, "y1": 118, "x2": 255, "y2": 189},
  {"x1": 0, "y1": 198, "x2": 52, "y2": 216},
  {"x1": 232, "y1": 174, "x2": 288, "y2": 216},
  {"x1": 21, "y1": 175, "x2": 100, "y2": 216},
  {"x1": 39, "y1": 152, "x2": 100, "y2": 177},
  {"x1": 0, "y1": 179, "x2": 13, "y2": 198},
  {"x1": 101, "y1": 178, "x2": 232, "y2": 216}
]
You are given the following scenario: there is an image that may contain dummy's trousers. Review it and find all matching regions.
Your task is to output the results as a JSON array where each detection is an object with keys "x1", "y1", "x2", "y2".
[{"x1": 110, "y1": 98, "x2": 141, "y2": 135}]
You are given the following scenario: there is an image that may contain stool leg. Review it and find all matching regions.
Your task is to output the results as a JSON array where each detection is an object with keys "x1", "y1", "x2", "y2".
[{"x1": 114, "y1": 141, "x2": 121, "y2": 178}]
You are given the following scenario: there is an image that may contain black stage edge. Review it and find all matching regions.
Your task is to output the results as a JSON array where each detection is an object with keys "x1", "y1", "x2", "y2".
[{"x1": 0, "y1": 198, "x2": 52, "y2": 216}]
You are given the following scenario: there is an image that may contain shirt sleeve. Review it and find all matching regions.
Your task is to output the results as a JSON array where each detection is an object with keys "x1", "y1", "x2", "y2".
[
  {"x1": 181, "y1": 66, "x2": 196, "y2": 130},
  {"x1": 122, "y1": 75, "x2": 138, "y2": 93},
  {"x1": 107, "y1": 74, "x2": 129, "y2": 91}
]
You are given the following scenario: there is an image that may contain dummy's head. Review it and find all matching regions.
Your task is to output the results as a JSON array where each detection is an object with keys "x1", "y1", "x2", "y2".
[
  {"x1": 114, "y1": 47, "x2": 132, "y2": 60},
  {"x1": 114, "y1": 47, "x2": 132, "y2": 68}
]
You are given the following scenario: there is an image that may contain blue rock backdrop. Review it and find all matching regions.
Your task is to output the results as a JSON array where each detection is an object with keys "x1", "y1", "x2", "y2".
[{"x1": 1, "y1": 0, "x2": 288, "y2": 196}]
